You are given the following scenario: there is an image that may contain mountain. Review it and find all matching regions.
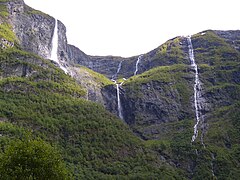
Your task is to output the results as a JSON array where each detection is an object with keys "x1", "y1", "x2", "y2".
[
  {"x1": 1, "y1": 0, "x2": 240, "y2": 179},
  {"x1": 101, "y1": 31, "x2": 240, "y2": 178}
]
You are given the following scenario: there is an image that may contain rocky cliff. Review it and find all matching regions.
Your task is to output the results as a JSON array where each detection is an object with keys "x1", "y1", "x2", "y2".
[
  {"x1": 101, "y1": 30, "x2": 240, "y2": 137},
  {"x1": 3, "y1": 0, "x2": 110, "y2": 102},
  {"x1": 7, "y1": 0, "x2": 54, "y2": 59}
]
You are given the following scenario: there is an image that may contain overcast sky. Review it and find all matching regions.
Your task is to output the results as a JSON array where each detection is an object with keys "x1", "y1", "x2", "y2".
[{"x1": 24, "y1": 0, "x2": 240, "y2": 57}]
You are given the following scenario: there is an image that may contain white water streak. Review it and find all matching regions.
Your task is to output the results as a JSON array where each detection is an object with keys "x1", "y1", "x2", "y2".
[
  {"x1": 211, "y1": 153, "x2": 216, "y2": 178},
  {"x1": 187, "y1": 36, "x2": 203, "y2": 143},
  {"x1": 51, "y1": 19, "x2": 68, "y2": 74},
  {"x1": 111, "y1": 61, "x2": 125, "y2": 120},
  {"x1": 134, "y1": 55, "x2": 143, "y2": 76},
  {"x1": 116, "y1": 83, "x2": 124, "y2": 120},
  {"x1": 112, "y1": 61, "x2": 123, "y2": 80}
]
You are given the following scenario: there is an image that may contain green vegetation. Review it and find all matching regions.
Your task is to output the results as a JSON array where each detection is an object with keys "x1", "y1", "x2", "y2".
[
  {"x1": 126, "y1": 64, "x2": 189, "y2": 85},
  {"x1": 0, "y1": 2, "x2": 17, "y2": 46},
  {"x1": 120, "y1": 30, "x2": 240, "y2": 179},
  {"x1": 124, "y1": 64, "x2": 192, "y2": 110},
  {"x1": 0, "y1": 134, "x2": 69, "y2": 179},
  {"x1": 80, "y1": 65, "x2": 113, "y2": 87},
  {"x1": 0, "y1": 47, "x2": 178, "y2": 178},
  {"x1": 0, "y1": 3, "x2": 8, "y2": 19},
  {"x1": 0, "y1": 2, "x2": 239, "y2": 178},
  {"x1": 193, "y1": 30, "x2": 240, "y2": 65},
  {"x1": 0, "y1": 48, "x2": 87, "y2": 97},
  {"x1": 0, "y1": 78, "x2": 178, "y2": 178},
  {"x1": 123, "y1": 63, "x2": 194, "y2": 144},
  {"x1": 153, "y1": 36, "x2": 186, "y2": 65},
  {"x1": 0, "y1": 23, "x2": 18, "y2": 44}
]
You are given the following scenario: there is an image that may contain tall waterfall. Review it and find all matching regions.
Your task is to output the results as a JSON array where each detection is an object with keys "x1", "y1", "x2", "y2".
[
  {"x1": 112, "y1": 61, "x2": 125, "y2": 120},
  {"x1": 116, "y1": 83, "x2": 124, "y2": 120},
  {"x1": 51, "y1": 19, "x2": 68, "y2": 74},
  {"x1": 134, "y1": 55, "x2": 143, "y2": 76},
  {"x1": 210, "y1": 153, "x2": 216, "y2": 178},
  {"x1": 112, "y1": 61, "x2": 126, "y2": 120},
  {"x1": 187, "y1": 36, "x2": 203, "y2": 143}
]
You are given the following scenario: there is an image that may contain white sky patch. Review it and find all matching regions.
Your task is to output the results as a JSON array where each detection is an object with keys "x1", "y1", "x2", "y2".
[{"x1": 24, "y1": 0, "x2": 240, "y2": 57}]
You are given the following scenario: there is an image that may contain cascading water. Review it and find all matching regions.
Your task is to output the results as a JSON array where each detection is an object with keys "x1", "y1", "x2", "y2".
[
  {"x1": 112, "y1": 61, "x2": 123, "y2": 80},
  {"x1": 210, "y1": 153, "x2": 216, "y2": 178},
  {"x1": 187, "y1": 36, "x2": 204, "y2": 143},
  {"x1": 112, "y1": 61, "x2": 125, "y2": 120},
  {"x1": 116, "y1": 83, "x2": 124, "y2": 120},
  {"x1": 51, "y1": 18, "x2": 68, "y2": 74},
  {"x1": 134, "y1": 55, "x2": 143, "y2": 76}
]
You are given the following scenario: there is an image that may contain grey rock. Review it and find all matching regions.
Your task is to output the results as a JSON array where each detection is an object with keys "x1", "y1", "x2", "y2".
[{"x1": 8, "y1": 0, "x2": 54, "y2": 59}]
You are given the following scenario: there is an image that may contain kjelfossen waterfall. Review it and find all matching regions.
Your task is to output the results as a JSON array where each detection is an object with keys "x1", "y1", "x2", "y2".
[
  {"x1": 112, "y1": 62, "x2": 124, "y2": 120},
  {"x1": 116, "y1": 83, "x2": 124, "y2": 120},
  {"x1": 51, "y1": 19, "x2": 68, "y2": 74},
  {"x1": 187, "y1": 36, "x2": 204, "y2": 143},
  {"x1": 134, "y1": 55, "x2": 143, "y2": 75}
]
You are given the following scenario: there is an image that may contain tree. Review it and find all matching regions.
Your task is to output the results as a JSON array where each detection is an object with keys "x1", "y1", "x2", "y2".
[{"x1": 0, "y1": 136, "x2": 69, "y2": 180}]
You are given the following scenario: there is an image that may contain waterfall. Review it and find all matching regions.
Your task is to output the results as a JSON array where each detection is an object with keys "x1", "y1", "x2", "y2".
[
  {"x1": 111, "y1": 61, "x2": 125, "y2": 120},
  {"x1": 134, "y1": 55, "x2": 143, "y2": 76},
  {"x1": 112, "y1": 61, "x2": 123, "y2": 80},
  {"x1": 116, "y1": 83, "x2": 124, "y2": 120},
  {"x1": 187, "y1": 36, "x2": 203, "y2": 143},
  {"x1": 51, "y1": 19, "x2": 68, "y2": 74},
  {"x1": 210, "y1": 153, "x2": 216, "y2": 178},
  {"x1": 113, "y1": 79, "x2": 125, "y2": 120}
]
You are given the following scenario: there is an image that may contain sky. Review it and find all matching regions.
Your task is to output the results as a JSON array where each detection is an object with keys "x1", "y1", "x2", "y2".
[{"x1": 24, "y1": 0, "x2": 240, "y2": 57}]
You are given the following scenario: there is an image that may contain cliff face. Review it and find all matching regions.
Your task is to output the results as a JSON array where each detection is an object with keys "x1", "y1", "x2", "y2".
[
  {"x1": 66, "y1": 36, "x2": 191, "y2": 79},
  {"x1": 5, "y1": 0, "x2": 108, "y2": 102},
  {"x1": 7, "y1": 0, "x2": 73, "y2": 65},
  {"x1": 7, "y1": 0, "x2": 54, "y2": 59}
]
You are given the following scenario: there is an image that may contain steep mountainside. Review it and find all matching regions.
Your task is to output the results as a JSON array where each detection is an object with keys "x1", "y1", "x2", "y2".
[
  {"x1": 98, "y1": 30, "x2": 240, "y2": 178},
  {"x1": 115, "y1": 30, "x2": 240, "y2": 178},
  {"x1": 0, "y1": 0, "x2": 240, "y2": 179},
  {"x1": 0, "y1": 0, "x2": 180, "y2": 179}
]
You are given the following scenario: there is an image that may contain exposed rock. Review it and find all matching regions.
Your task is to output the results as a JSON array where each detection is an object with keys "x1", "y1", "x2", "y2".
[
  {"x1": 0, "y1": 52, "x2": 50, "y2": 79},
  {"x1": 69, "y1": 66, "x2": 109, "y2": 103},
  {"x1": 8, "y1": 0, "x2": 54, "y2": 59},
  {"x1": 214, "y1": 30, "x2": 240, "y2": 52},
  {"x1": 67, "y1": 44, "x2": 90, "y2": 65},
  {"x1": 57, "y1": 20, "x2": 72, "y2": 68},
  {"x1": 0, "y1": 38, "x2": 14, "y2": 49},
  {"x1": 67, "y1": 36, "x2": 190, "y2": 79},
  {"x1": 101, "y1": 84, "x2": 119, "y2": 116},
  {"x1": 121, "y1": 74, "x2": 194, "y2": 139}
]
